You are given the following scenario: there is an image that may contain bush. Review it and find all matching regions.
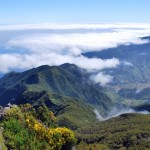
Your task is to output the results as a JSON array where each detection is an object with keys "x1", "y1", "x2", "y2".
[{"x1": 1, "y1": 104, "x2": 76, "y2": 150}]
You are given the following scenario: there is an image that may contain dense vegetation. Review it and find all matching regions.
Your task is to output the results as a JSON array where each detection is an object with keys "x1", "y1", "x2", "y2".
[
  {"x1": 0, "y1": 104, "x2": 76, "y2": 150},
  {"x1": 76, "y1": 113, "x2": 150, "y2": 150}
]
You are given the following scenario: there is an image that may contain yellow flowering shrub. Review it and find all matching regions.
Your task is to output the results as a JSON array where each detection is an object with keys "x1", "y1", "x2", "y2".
[{"x1": 26, "y1": 116, "x2": 76, "y2": 150}]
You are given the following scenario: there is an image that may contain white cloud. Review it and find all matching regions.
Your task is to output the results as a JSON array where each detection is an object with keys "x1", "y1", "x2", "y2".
[
  {"x1": 8, "y1": 31, "x2": 149, "y2": 54},
  {"x1": 75, "y1": 57, "x2": 119, "y2": 71},
  {"x1": 91, "y1": 72, "x2": 113, "y2": 86},
  {"x1": 0, "y1": 53, "x2": 119, "y2": 73}
]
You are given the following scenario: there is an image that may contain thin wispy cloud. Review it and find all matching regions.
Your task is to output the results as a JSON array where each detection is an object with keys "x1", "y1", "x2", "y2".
[
  {"x1": 1, "y1": 23, "x2": 150, "y2": 31},
  {"x1": 122, "y1": 61, "x2": 133, "y2": 66}
]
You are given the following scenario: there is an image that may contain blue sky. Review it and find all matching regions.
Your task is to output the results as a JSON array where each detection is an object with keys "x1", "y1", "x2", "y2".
[{"x1": 0, "y1": 0, "x2": 150, "y2": 24}]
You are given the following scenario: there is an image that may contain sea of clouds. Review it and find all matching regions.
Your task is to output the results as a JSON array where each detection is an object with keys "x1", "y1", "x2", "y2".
[{"x1": 0, "y1": 23, "x2": 150, "y2": 85}]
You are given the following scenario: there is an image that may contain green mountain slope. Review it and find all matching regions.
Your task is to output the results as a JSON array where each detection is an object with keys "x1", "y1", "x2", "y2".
[{"x1": 0, "y1": 64, "x2": 115, "y2": 127}]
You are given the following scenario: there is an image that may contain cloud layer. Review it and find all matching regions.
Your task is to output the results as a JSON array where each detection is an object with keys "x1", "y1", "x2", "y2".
[
  {"x1": 8, "y1": 31, "x2": 149, "y2": 54},
  {"x1": 0, "y1": 23, "x2": 150, "y2": 85}
]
